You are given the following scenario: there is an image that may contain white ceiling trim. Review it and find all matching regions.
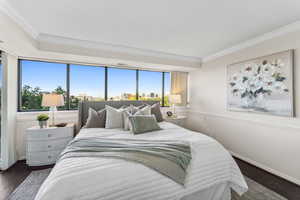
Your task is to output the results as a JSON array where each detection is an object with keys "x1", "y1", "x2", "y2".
[
  {"x1": 37, "y1": 33, "x2": 202, "y2": 65},
  {"x1": 0, "y1": 0, "x2": 38, "y2": 39},
  {"x1": 37, "y1": 34, "x2": 201, "y2": 67},
  {"x1": 202, "y1": 20, "x2": 300, "y2": 63}
]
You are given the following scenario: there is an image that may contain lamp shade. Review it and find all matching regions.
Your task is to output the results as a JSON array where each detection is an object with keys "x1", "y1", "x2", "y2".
[
  {"x1": 42, "y1": 94, "x2": 64, "y2": 107},
  {"x1": 169, "y1": 94, "x2": 182, "y2": 104}
]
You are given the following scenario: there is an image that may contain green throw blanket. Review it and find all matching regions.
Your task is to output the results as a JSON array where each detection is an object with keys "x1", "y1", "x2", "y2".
[{"x1": 58, "y1": 137, "x2": 192, "y2": 185}]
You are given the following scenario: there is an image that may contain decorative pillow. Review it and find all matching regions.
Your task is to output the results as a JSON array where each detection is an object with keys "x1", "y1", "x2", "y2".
[
  {"x1": 130, "y1": 104, "x2": 147, "y2": 114},
  {"x1": 135, "y1": 105, "x2": 151, "y2": 115},
  {"x1": 128, "y1": 115, "x2": 161, "y2": 134},
  {"x1": 105, "y1": 105, "x2": 125, "y2": 129},
  {"x1": 151, "y1": 103, "x2": 164, "y2": 122},
  {"x1": 123, "y1": 106, "x2": 151, "y2": 131},
  {"x1": 84, "y1": 108, "x2": 106, "y2": 128}
]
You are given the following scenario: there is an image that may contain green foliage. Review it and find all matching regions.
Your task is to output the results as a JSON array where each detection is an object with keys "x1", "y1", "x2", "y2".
[
  {"x1": 70, "y1": 95, "x2": 81, "y2": 109},
  {"x1": 37, "y1": 114, "x2": 49, "y2": 121},
  {"x1": 21, "y1": 84, "x2": 169, "y2": 110},
  {"x1": 164, "y1": 96, "x2": 170, "y2": 107},
  {"x1": 53, "y1": 86, "x2": 65, "y2": 95},
  {"x1": 21, "y1": 85, "x2": 81, "y2": 111},
  {"x1": 21, "y1": 85, "x2": 45, "y2": 111}
]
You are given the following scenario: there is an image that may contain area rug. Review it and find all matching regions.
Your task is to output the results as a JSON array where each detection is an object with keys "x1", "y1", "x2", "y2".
[{"x1": 8, "y1": 168, "x2": 287, "y2": 200}]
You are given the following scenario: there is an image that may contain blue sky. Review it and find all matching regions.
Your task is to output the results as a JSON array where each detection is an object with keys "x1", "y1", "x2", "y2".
[{"x1": 22, "y1": 60, "x2": 170, "y2": 97}]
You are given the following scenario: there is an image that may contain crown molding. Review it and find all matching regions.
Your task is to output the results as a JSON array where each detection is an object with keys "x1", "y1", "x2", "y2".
[
  {"x1": 37, "y1": 33, "x2": 202, "y2": 67},
  {"x1": 0, "y1": 0, "x2": 39, "y2": 39},
  {"x1": 202, "y1": 20, "x2": 300, "y2": 63},
  {"x1": 37, "y1": 34, "x2": 202, "y2": 63}
]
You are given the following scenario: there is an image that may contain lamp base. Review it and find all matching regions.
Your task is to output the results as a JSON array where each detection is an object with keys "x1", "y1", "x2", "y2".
[
  {"x1": 49, "y1": 106, "x2": 57, "y2": 126},
  {"x1": 172, "y1": 104, "x2": 177, "y2": 117}
]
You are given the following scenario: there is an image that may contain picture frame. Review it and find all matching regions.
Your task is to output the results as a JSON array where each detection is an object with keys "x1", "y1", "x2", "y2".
[{"x1": 227, "y1": 50, "x2": 294, "y2": 117}]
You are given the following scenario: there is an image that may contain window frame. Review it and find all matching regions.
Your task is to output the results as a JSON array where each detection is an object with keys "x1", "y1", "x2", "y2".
[
  {"x1": 17, "y1": 59, "x2": 170, "y2": 112},
  {"x1": 106, "y1": 66, "x2": 138, "y2": 101}
]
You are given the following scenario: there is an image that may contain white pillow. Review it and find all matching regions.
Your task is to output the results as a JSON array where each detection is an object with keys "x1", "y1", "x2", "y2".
[{"x1": 105, "y1": 105, "x2": 125, "y2": 129}]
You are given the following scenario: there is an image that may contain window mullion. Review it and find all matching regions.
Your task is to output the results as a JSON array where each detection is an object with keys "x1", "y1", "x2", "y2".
[
  {"x1": 66, "y1": 64, "x2": 70, "y2": 110},
  {"x1": 18, "y1": 60, "x2": 22, "y2": 111},
  {"x1": 105, "y1": 67, "x2": 108, "y2": 101},
  {"x1": 162, "y1": 72, "x2": 165, "y2": 107},
  {"x1": 136, "y1": 69, "x2": 139, "y2": 100}
]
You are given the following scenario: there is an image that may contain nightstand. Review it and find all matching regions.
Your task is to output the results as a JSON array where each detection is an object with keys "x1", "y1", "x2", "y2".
[
  {"x1": 26, "y1": 123, "x2": 75, "y2": 166},
  {"x1": 164, "y1": 115, "x2": 187, "y2": 127}
]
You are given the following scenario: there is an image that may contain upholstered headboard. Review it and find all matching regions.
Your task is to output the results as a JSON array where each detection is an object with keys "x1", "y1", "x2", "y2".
[{"x1": 78, "y1": 100, "x2": 160, "y2": 129}]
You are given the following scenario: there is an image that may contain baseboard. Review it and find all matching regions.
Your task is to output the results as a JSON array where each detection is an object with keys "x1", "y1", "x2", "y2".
[{"x1": 231, "y1": 151, "x2": 300, "y2": 186}]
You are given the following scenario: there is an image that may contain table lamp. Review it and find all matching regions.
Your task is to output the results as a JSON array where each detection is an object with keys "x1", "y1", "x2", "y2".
[
  {"x1": 42, "y1": 94, "x2": 64, "y2": 126},
  {"x1": 169, "y1": 94, "x2": 181, "y2": 117}
]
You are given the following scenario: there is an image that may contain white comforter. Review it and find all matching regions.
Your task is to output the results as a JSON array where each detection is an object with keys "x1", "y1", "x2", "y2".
[{"x1": 35, "y1": 122, "x2": 248, "y2": 200}]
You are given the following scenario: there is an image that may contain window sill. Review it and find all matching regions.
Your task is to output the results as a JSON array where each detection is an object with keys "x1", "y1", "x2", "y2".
[
  {"x1": 17, "y1": 110, "x2": 78, "y2": 114},
  {"x1": 17, "y1": 110, "x2": 78, "y2": 122}
]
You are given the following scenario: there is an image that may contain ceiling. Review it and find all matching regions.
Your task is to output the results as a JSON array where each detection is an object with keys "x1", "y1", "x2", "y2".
[{"x1": 4, "y1": 0, "x2": 300, "y2": 60}]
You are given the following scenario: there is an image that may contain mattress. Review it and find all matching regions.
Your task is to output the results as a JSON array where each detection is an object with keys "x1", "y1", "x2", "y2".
[{"x1": 35, "y1": 122, "x2": 248, "y2": 200}]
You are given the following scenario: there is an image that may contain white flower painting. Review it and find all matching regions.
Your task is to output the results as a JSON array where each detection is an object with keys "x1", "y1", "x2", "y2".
[{"x1": 227, "y1": 50, "x2": 294, "y2": 117}]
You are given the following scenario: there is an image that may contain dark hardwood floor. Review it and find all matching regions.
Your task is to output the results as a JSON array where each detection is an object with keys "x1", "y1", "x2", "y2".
[
  {"x1": 234, "y1": 157, "x2": 300, "y2": 200},
  {"x1": 0, "y1": 161, "x2": 31, "y2": 200},
  {"x1": 0, "y1": 158, "x2": 299, "y2": 200},
  {"x1": 0, "y1": 161, "x2": 52, "y2": 200}
]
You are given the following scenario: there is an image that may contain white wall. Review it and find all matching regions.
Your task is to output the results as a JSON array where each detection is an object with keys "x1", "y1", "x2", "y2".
[
  {"x1": 1, "y1": 53, "x2": 18, "y2": 169},
  {"x1": 188, "y1": 30, "x2": 300, "y2": 185}
]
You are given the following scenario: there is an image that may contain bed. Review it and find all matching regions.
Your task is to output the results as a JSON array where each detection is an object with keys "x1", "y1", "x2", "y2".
[{"x1": 35, "y1": 101, "x2": 248, "y2": 200}]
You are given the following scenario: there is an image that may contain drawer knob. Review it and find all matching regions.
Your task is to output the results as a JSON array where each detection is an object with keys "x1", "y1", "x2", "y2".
[
  {"x1": 48, "y1": 145, "x2": 52, "y2": 148},
  {"x1": 48, "y1": 155, "x2": 52, "y2": 159},
  {"x1": 48, "y1": 134, "x2": 52, "y2": 137}
]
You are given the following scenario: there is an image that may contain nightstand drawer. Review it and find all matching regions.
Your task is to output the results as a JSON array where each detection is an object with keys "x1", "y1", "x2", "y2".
[
  {"x1": 27, "y1": 138, "x2": 72, "y2": 152},
  {"x1": 27, "y1": 127, "x2": 73, "y2": 141},
  {"x1": 27, "y1": 150, "x2": 62, "y2": 166}
]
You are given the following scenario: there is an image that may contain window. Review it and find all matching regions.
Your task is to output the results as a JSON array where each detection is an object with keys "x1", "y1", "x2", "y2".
[
  {"x1": 0, "y1": 52, "x2": 2, "y2": 141},
  {"x1": 19, "y1": 60, "x2": 67, "y2": 111},
  {"x1": 70, "y1": 65, "x2": 105, "y2": 109},
  {"x1": 139, "y1": 70, "x2": 162, "y2": 104},
  {"x1": 107, "y1": 68, "x2": 137, "y2": 101},
  {"x1": 164, "y1": 72, "x2": 171, "y2": 106},
  {"x1": 18, "y1": 59, "x2": 172, "y2": 111}
]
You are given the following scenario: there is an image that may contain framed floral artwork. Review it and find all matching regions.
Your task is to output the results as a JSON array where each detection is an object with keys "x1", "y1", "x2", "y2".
[{"x1": 227, "y1": 50, "x2": 294, "y2": 117}]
